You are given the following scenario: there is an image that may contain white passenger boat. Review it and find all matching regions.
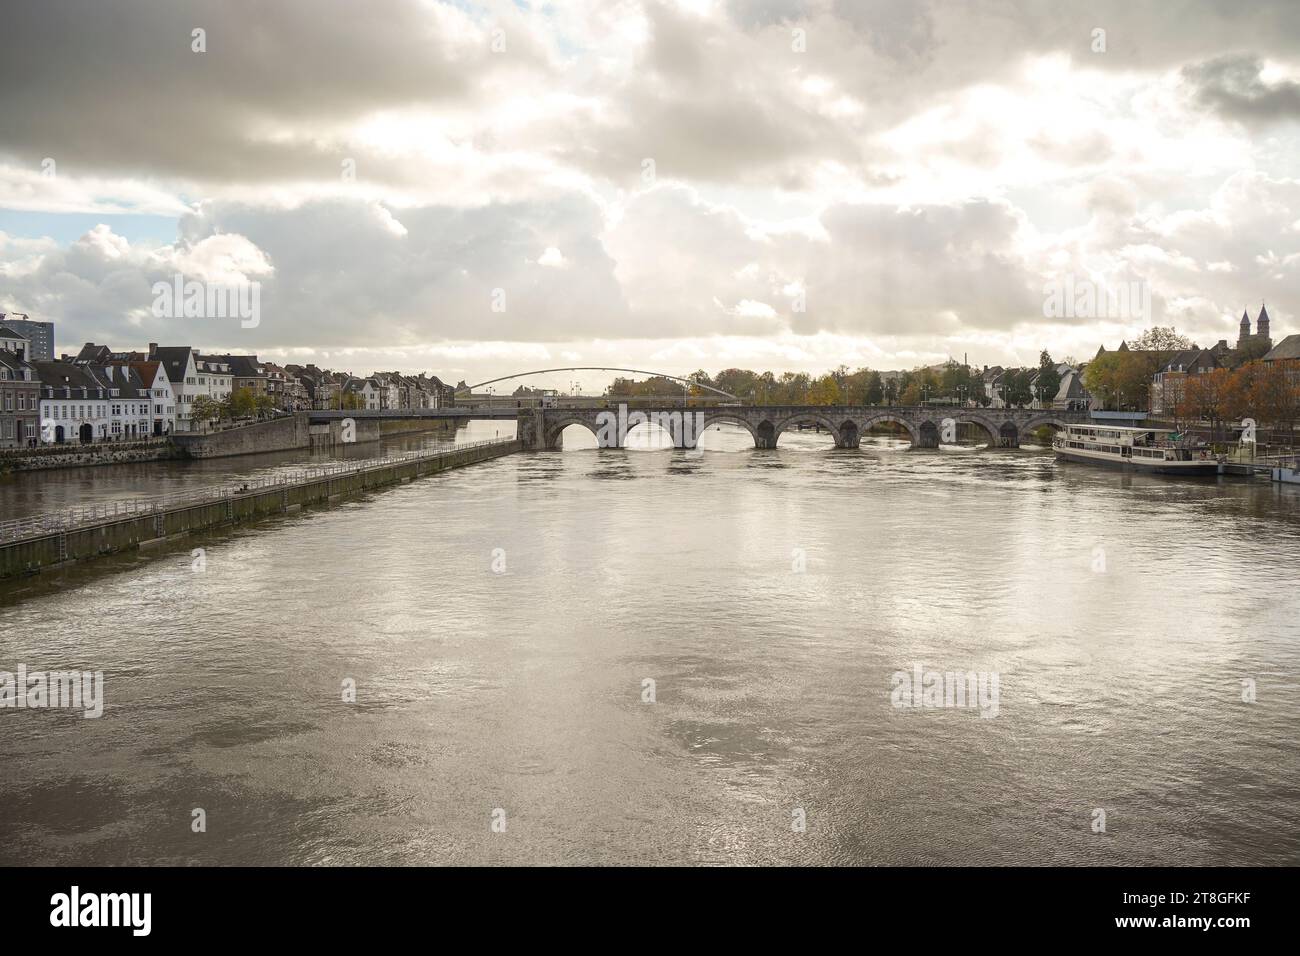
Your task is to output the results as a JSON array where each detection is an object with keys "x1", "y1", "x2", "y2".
[{"x1": 1052, "y1": 425, "x2": 1220, "y2": 475}]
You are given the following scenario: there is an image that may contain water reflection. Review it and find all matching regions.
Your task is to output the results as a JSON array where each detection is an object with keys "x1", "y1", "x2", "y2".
[{"x1": 1, "y1": 421, "x2": 1298, "y2": 865}]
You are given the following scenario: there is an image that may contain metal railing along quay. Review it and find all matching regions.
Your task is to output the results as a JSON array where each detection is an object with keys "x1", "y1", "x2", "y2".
[{"x1": 0, "y1": 439, "x2": 515, "y2": 545}]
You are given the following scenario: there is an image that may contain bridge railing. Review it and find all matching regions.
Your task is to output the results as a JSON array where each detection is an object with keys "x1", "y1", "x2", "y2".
[{"x1": 0, "y1": 439, "x2": 516, "y2": 545}]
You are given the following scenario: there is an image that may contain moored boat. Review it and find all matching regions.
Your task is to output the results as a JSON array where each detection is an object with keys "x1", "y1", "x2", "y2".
[{"x1": 1053, "y1": 424, "x2": 1220, "y2": 475}]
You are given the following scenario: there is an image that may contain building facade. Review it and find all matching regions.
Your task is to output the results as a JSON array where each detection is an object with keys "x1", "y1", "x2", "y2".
[
  {"x1": 0, "y1": 313, "x2": 55, "y2": 361},
  {"x1": 0, "y1": 348, "x2": 40, "y2": 448}
]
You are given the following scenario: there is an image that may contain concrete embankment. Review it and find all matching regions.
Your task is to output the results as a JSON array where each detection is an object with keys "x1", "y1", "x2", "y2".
[
  {"x1": 0, "y1": 439, "x2": 520, "y2": 580},
  {"x1": 171, "y1": 413, "x2": 464, "y2": 459}
]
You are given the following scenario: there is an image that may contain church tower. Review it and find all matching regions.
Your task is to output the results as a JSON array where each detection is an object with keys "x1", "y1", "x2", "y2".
[
  {"x1": 1239, "y1": 308, "x2": 1251, "y2": 347},
  {"x1": 1258, "y1": 303, "x2": 1270, "y2": 341}
]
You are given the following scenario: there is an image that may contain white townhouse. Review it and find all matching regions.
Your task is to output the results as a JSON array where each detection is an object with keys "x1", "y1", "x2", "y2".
[
  {"x1": 95, "y1": 358, "x2": 177, "y2": 436},
  {"x1": 195, "y1": 354, "x2": 233, "y2": 403},
  {"x1": 96, "y1": 365, "x2": 153, "y2": 439},
  {"x1": 36, "y1": 362, "x2": 114, "y2": 444},
  {"x1": 148, "y1": 345, "x2": 206, "y2": 430},
  {"x1": 129, "y1": 361, "x2": 176, "y2": 436},
  {"x1": 342, "y1": 377, "x2": 383, "y2": 410}
]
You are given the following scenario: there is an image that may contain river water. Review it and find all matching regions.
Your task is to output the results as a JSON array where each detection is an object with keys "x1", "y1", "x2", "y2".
[{"x1": 2, "y1": 422, "x2": 1298, "y2": 865}]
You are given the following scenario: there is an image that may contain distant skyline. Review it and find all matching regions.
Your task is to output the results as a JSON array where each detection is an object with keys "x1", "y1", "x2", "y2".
[{"x1": 3, "y1": 0, "x2": 1300, "y2": 393}]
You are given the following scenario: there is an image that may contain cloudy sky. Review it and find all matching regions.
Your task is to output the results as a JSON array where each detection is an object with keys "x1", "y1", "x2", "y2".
[{"x1": 3, "y1": 0, "x2": 1300, "y2": 389}]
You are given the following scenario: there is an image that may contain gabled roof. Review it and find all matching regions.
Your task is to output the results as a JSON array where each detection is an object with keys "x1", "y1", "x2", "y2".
[
  {"x1": 33, "y1": 360, "x2": 110, "y2": 393},
  {"x1": 150, "y1": 346, "x2": 197, "y2": 383},
  {"x1": 74, "y1": 343, "x2": 111, "y2": 364},
  {"x1": 216, "y1": 354, "x2": 265, "y2": 378},
  {"x1": 195, "y1": 354, "x2": 234, "y2": 374},
  {"x1": 1157, "y1": 348, "x2": 1217, "y2": 373},
  {"x1": 0, "y1": 348, "x2": 35, "y2": 374},
  {"x1": 1263, "y1": 334, "x2": 1300, "y2": 362}
]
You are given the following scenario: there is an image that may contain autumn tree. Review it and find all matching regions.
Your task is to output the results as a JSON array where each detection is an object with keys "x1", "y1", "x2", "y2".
[{"x1": 1249, "y1": 362, "x2": 1300, "y2": 449}]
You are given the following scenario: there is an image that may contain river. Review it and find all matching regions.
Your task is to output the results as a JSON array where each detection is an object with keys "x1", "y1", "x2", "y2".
[{"x1": 2, "y1": 422, "x2": 1298, "y2": 865}]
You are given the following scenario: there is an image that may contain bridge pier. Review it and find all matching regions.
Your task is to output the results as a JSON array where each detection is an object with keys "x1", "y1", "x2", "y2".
[
  {"x1": 517, "y1": 410, "x2": 546, "y2": 451},
  {"x1": 835, "y1": 421, "x2": 859, "y2": 449}
]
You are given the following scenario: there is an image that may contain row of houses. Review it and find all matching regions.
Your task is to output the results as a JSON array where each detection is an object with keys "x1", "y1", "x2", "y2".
[
  {"x1": 1104, "y1": 306, "x2": 1300, "y2": 413},
  {"x1": 976, "y1": 363, "x2": 1089, "y2": 410},
  {"x1": 0, "y1": 323, "x2": 460, "y2": 448},
  {"x1": 338, "y1": 371, "x2": 457, "y2": 411}
]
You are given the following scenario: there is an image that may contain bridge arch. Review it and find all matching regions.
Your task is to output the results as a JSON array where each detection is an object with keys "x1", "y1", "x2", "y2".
[
  {"x1": 954, "y1": 413, "x2": 1000, "y2": 447},
  {"x1": 1019, "y1": 415, "x2": 1068, "y2": 445},
  {"x1": 773, "y1": 412, "x2": 844, "y2": 448},
  {"x1": 697, "y1": 413, "x2": 759, "y2": 446},
  {"x1": 544, "y1": 415, "x2": 602, "y2": 450},
  {"x1": 860, "y1": 414, "x2": 919, "y2": 446}
]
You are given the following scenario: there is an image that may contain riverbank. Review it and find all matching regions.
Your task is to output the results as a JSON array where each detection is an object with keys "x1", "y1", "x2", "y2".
[
  {"x1": 0, "y1": 415, "x2": 469, "y2": 474},
  {"x1": 0, "y1": 438, "x2": 520, "y2": 580},
  {"x1": 0, "y1": 439, "x2": 181, "y2": 473}
]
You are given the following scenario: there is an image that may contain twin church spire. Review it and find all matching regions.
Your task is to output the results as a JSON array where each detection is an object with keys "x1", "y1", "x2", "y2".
[{"x1": 1239, "y1": 303, "x2": 1271, "y2": 347}]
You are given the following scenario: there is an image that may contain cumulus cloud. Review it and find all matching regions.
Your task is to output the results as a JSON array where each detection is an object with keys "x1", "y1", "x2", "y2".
[{"x1": 3, "y1": 0, "x2": 1300, "y2": 379}]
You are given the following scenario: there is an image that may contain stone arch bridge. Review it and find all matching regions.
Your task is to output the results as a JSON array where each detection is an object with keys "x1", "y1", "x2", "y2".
[{"x1": 517, "y1": 405, "x2": 1087, "y2": 450}]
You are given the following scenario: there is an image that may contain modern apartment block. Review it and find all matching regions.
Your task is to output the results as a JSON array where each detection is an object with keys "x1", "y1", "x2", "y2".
[{"x1": 0, "y1": 313, "x2": 55, "y2": 361}]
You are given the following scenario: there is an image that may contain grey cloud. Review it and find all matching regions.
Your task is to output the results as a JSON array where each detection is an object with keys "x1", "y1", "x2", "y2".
[
  {"x1": 1, "y1": 193, "x2": 632, "y2": 352},
  {"x1": 831, "y1": 0, "x2": 935, "y2": 64},
  {"x1": 1184, "y1": 53, "x2": 1300, "y2": 124},
  {"x1": 0, "y1": 0, "x2": 548, "y2": 182},
  {"x1": 804, "y1": 200, "x2": 1041, "y2": 336}
]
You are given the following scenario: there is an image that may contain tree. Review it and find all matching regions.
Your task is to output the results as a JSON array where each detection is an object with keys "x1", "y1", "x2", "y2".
[
  {"x1": 189, "y1": 395, "x2": 220, "y2": 430},
  {"x1": 255, "y1": 394, "x2": 275, "y2": 419},
  {"x1": 1035, "y1": 351, "x2": 1061, "y2": 407},
  {"x1": 1131, "y1": 326, "x2": 1192, "y2": 355},
  {"x1": 1084, "y1": 351, "x2": 1151, "y2": 410},
  {"x1": 864, "y1": 370, "x2": 884, "y2": 405},
  {"x1": 808, "y1": 374, "x2": 841, "y2": 406},
  {"x1": 1249, "y1": 361, "x2": 1300, "y2": 448},
  {"x1": 229, "y1": 387, "x2": 257, "y2": 419},
  {"x1": 714, "y1": 368, "x2": 761, "y2": 403},
  {"x1": 1001, "y1": 368, "x2": 1033, "y2": 407},
  {"x1": 687, "y1": 370, "x2": 716, "y2": 402}
]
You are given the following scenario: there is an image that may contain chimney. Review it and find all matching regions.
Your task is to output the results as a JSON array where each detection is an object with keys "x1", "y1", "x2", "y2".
[{"x1": 148, "y1": 343, "x2": 158, "y2": 356}]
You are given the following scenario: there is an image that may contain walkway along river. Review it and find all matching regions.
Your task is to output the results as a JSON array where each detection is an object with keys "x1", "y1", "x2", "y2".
[{"x1": 0, "y1": 439, "x2": 521, "y2": 579}]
